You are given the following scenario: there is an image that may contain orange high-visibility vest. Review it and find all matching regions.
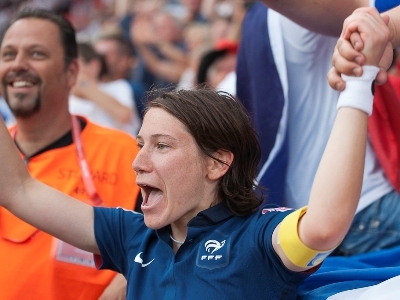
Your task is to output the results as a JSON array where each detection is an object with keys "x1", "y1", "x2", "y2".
[{"x1": 0, "y1": 119, "x2": 140, "y2": 300}]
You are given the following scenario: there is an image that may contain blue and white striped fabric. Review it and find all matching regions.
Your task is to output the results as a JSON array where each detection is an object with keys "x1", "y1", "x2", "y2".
[
  {"x1": 236, "y1": 1, "x2": 288, "y2": 206},
  {"x1": 298, "y1": 245, "x2": 400, "y2": 299}
]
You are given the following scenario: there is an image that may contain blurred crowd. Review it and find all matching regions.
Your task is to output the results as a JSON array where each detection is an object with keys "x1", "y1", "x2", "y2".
[{"x1": 0, "y1": 0, "x2": 248, "y2": 134}]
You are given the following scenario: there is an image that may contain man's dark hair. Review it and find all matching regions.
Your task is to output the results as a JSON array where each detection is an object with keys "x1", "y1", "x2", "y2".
[
  {"x1": 77, "y1": 42, "x2": 108, "y2": 79},
  {"x1": 145, "y1": 88, "x2": 265, "y2": 216},
  {"x1": 1, "y1": 7, "x2": 77, "y2": 67},
  {"x1": 96, "y1": 33, "x2": 136, "y2": 57}
]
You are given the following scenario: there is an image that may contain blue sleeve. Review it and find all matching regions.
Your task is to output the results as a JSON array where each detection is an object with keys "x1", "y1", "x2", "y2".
[
  {"x1": 257, "y1": 207, "x2": 293, "y2": 256},
  {"x1": 257, "y1": 207, "x2": 313, "y2": 284},
  {"x1": 93, "y1": 207, "x2": 145, "y2": 275}
]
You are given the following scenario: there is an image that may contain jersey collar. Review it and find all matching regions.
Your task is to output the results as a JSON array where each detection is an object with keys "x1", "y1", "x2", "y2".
[
  {"x1": 155, "y1": 203, "x2": 235, "y2": 245},
  {"x1": 188, "y1": 202, "x2": 234, "y2": 227}
]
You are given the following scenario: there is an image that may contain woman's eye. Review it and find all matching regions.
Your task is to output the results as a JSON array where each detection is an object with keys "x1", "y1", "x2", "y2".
[
  {"x1": 137, "y1": 143, "x2": 144, "y2": 149},
  {"x1": 156, "y1": 143, "x2": 169, "y2": 150}
]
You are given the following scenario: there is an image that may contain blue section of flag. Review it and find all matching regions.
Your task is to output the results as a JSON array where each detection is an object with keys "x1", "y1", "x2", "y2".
[
  {"x1": 375, "y1": 0, "x2": 400, "y2": 12},
  {"x1": 298, "y1": 245, "x2": 400, "y2": 299}
]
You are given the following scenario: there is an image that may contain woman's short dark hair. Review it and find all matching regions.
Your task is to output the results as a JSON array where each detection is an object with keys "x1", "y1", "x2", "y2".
[
  {"x1": 145, "y1": 88, "x2": 265, "y2": 216},
  {"x1": 2, "y1": 8, "x2": 77, "y2": 67}
]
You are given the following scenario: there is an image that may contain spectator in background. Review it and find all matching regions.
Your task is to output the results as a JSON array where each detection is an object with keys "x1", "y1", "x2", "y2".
[
  {"x1": 70, "y1": 42, "x2": 140, "y2": 135},
  {"x1": 0, "y1": 0, "x2": 72, "y2": 35},
  {"x1": 92, "y1": 33, "x2": 142, "y2": 131},
  {"x1": 177, "y1": 22, "x2": 212, "y2": 90},
  {"x1": 197, "y1": 39, "x2": 238, "y2": 94},
  {"x1": 195, "y1": 0, "x2": 245, "y2": 94},
  {"x1": 213, "y1": 0, "x2": 246, "y2": 41},
  {"x1": 179, "y1": 0, "x2": 207, "y2": 25},
  {"x1": 183, "y1": 22, "x2": 212, "y2": 56},
  {"x1": 115, "y1": 0, "x2": 243, "y2": 94},
  {"x1": 130, "y1": 9, "x2": 187, "y2": 88},
  {"x1": 116, "y1": 0, "x2": 165, "y2": 93}
]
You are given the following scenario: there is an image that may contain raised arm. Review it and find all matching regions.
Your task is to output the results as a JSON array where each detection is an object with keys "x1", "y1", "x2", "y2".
[
  {"x1": 0, "y1": 118, "x2": 99, "y2": 254},
  {"x1": 130, "y1": 16, "x2": 187, "y2": 84},
  {"x1": 71, "y1": 74, "x2": 135, "y2": 125},
  {"x1": 386, "y1": 5, "x2": 400, "y2": 47},
  {"x1": 272, "y1": 8, "x2": 391, "y2": 271},
  {"x1": 259, "y1": 0, "x2": 369, "y2": 36}
]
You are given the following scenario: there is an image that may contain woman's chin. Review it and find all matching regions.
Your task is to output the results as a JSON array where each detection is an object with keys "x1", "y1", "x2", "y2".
[{"x1": 143, "y1": 214, "x2": 166, "y2": 230}]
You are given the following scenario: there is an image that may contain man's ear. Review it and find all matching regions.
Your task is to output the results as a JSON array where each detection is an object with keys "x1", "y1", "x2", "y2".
[
  {"x1": 206, "y1": 150, "x2": 234, "y2": 181},
  {"x1": 66, "y1": 59, "x2": 79, "y2": 89}
]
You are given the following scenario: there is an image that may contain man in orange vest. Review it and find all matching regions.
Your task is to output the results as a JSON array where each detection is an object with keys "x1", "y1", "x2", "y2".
[{"x1": 0, "y1": 8, "x2": 140, "y2": 300}]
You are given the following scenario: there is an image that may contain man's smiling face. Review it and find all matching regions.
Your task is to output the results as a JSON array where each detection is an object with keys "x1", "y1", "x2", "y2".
[{"x1": 0, "y1": 18, "x2": 73, "y2": 118}]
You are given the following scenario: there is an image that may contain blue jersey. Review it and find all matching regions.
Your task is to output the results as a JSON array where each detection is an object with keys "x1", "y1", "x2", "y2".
[{"x1": 94, "y1": 203, "x2": 313, "y2": 299}]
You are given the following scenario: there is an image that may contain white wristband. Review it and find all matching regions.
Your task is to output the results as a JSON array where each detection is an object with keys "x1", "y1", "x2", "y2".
[{"x1": 336, "y1": 66, "x2": 379, "y2": 116}]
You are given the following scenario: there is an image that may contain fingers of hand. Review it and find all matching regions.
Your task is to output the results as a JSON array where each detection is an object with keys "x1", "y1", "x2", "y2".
[
  {"x1": 350, "y1": 32, "x2": 364, "y2": 52},
  {"x1": 375, "y1": 68, "x2": 388, "y2": 85},
  {"x1": 332, "y1": 39, "x2": 364, "y2": 75},
  {"x1": 342, "y1": 10, "x2": 390, "y2": 65},
  {"x1": 327, "y1": 67, "x2": 346, "y2": 91}
]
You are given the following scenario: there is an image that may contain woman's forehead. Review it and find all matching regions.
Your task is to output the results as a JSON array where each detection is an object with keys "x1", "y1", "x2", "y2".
[{"x1": 139, "y1": 107, "x2": 191, "y2": 139}]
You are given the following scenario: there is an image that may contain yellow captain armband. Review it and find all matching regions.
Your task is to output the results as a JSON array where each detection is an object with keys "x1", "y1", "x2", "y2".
[{"x1": 278, "y1": 206, "x2": 335, "y2": 268}]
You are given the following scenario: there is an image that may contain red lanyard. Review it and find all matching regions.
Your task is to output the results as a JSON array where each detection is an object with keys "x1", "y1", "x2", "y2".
[
  {"x1": 70, "y1": 115, "x2": 104, "y2": 206},
  {"x1": 10, "y1": 115, "x2": 105, "y2": 206}
]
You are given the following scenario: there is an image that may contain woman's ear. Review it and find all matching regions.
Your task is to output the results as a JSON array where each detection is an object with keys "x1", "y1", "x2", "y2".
[{"x1": 206, "y1": 150, "x2": 234, "y2": 181}]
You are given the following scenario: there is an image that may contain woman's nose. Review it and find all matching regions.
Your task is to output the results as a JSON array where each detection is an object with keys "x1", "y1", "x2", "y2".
[{"x1": 132, "y1": 147, "x2": 152, "y2": 174}]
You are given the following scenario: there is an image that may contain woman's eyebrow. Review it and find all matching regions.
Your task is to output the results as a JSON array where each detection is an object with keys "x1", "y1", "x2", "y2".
[{"x1": 136, "y1": 133, "x2": 178, "y2": 141}]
